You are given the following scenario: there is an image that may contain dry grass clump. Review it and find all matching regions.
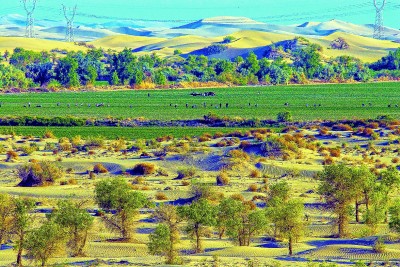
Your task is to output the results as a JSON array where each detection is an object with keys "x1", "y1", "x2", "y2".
[
  {"x1": 132, "y1": 163, "x2": 156, "y2": 175},
  {"x1": 216, "y1": 172, "x2": 230, "y2": 186},
  {"x1": 89, "y1": 171, "x2": 96, "y2": 180},
  {"x1": 392, "y1": 157, "x2": 400, "y2": 164},
  {"x1": 93, "y1": 163, "x2": 108, "y2": 174},
  {"x1": 332, "y1": 124, "x2": 353, "y2": 131},
  {"x1": 181, "y1": 180, "x2": 191, "y2": 186},
  {"x1": 367, "y1": 122, "x2": 380, "y2": 129},
  {"x1": 155, "y1": 192, "x2": 168, "y2": 200}
]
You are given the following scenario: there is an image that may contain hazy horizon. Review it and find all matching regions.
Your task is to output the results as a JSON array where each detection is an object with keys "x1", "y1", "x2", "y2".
[{"x1": 0, "y1": 0, "x2": 399, "y2": 28}]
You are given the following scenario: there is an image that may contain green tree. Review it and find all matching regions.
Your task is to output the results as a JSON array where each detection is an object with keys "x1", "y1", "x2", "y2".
[
  {"x1": 352, "y1": 166, "x2": 376, "y2": 223},
  {"x1": 0, "y1": 193, "x2": 13, "y2": 245},
  {"x1": 178, "y1": 199, "x2": 217, "y2": 253},
  {"x1": 50, "y1": 200, "x2": 94, "y2": 256},
  {"x1": 110, "y1": 70, "x2": 120, "y2": 85},
  {"x1": 11, "y1": 198, "x2": 35, "y2": 267},
  {"x1": 218, "y1": 198, "x2": 267, "y2": 246},
  {"x1": 318, "y1": 164, "x2": 359, "y2": 237},
  {"x1": 389, "y1": 201, "x2": 400, "y2": 234},
  {"x1": 152, "y1": 204, "x2": 182, "y2": 264},
  {"x1": 380, "y1": 166, "x2": 400, "y2": 222},
  {"x1": 94, "y1": 178, "x2": 149, "y2": 240},
  {"x1": 267, "y1": 199, "x2": 305, "y2": 255},
  {"x1": 148, "y1": 224, "x2": 171, "y2": 259},
  {"x1": 24, "y1": 220, "x2": 66, "y2": 267}
]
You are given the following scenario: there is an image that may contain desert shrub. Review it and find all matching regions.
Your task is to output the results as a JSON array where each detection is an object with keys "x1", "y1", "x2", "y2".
[
  {"x1": 392, "y1": 157, "x2": 400, "y2": 164},
  {"x1": 249, "y1": 169, "x2": 261, "y2": 178},
  {"x1": 239, "y1": 141, "x2": 251, "y2": 149},
  {"x1": 132, "y1": 163, "x2": 156, "y2": 175},
  {"x1": 21, "y1": 145, "x2": 37, "y2": 155},
  {"x1": 363, "y1": 128, "x2": 374, "y2": 136},
  {"x1": 329, "y1": 148, "x2": 341, "y2": 157},
  {"x1": 332, "y1": 124, "x2": 353, "y2": 131},
  {"x1": 322, "y1": 156, "x2": 334, "y2": 165},
  {"x1": 71, "y1": 135, "x2": 83, "y2": 146},
  {"x1": 213, "y1": 132, "x2": 225, "y2": 138},
  {"x1": 176, "y1": 167, "x2": 197, "y2": 179},
  {"x1": 230, "y1": 194, "x2": 245, "y2": 202},
  {"x1": 277, "y1": 111, "x2": 292, "y2": 122},
  {"x1": 228, "y1": 149, "x2": 250, "y2": 161},
  {"x1": 319, "y1": 127, "x2": 330, "y2": 136},
  {"x1": 68, "y1": 178, "x2": 78, "y2": 185},
  {"x1": 89, "y1": 171, "x2": 96, "y2": 180},
  {"x1": 199, "y1": 133, "x2": 212, "y2": 142},
  {"x1": 373, "y1": 237, "x2": 386, "y2": 253},
  {"x1": 6, "y1": 150, "x2": 18, "y2": 162},
  {"x1": 155, "y1": 192, "x2": 168, "y2": 200},
  {"x1": 18, "y1": 160, "x2": 64, "y2": 186},
  {"x1": 85, "y1": 136, "x2": 105, "y2": 149},
  {"x1": 216, "y1": 172, "x2": 230, "y2": 186},
  {"x1": 43, "y1": 130, "x2": 55, "y2": 139},
  {"x1": 181, "y1": 180, "x2": 191, "y2": 186},
  {"x1": 367, "y1": 122, "x2": 379, "y2": 129},
  {"x1": 248, "y1": 184, "x2": 259, "y2": 192},
  {"x1": 132, "y1": 177, "x2": 145, "y2": 185},
  {"x1": 93, "y1": 163, "x2": 108, "y2": 174},
  {"x1": 261, "y1": 138, "x2": 282, "y2": 157}
]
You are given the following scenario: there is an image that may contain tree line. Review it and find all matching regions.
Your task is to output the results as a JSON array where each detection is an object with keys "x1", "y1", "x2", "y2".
[
  {"x1": 1, "y1": 38, "x2": 400, "y2": 90},
  {"x1": 0, "y1": 162, "x2": 399, "y2": 266}
]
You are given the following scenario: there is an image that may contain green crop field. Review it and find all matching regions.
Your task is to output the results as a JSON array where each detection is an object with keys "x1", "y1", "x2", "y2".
[
  {"x1": 0, "y1": 82, "x2": 399, "y2": 121},
  {"x1": 0, "y1": 126, "x2": 258, "y2": 139}
]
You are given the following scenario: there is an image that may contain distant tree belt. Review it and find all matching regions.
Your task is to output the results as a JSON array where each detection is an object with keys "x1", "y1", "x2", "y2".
[
  {"x1": 0, "y1": 117, "x2": 86, "y2": 126},
  {"x1": 2, "y1": 42, "x2": 400, "y2": 90}
]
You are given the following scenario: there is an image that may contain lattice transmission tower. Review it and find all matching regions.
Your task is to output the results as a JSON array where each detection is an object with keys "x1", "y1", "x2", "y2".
[
  {"x1": 62, "y1": 4, "x2": 77, "y2": 42},
  {"x1": 373, "y1": 0, "x2": 386, "y2": 39},
  {"x1": 21, "y1": 0, "x2": 37, "y2": 38}
]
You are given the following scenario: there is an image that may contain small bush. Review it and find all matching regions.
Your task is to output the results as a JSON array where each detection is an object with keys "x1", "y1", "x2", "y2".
[
  {"x1": 216, "y1": 172, "x2": 230, "y2": 186},
  {"x1": 230, "y1": 194, "x2": 245, "y2": 202},
  {"x1": 93, "y1": 163, "x2": 108, "y2": 174},
  {"x1": 132, "y1": 163, "x2": 156, "y2": 175}
]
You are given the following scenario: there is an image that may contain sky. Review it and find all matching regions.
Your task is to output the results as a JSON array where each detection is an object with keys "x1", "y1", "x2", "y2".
[{"x1": 1, "y1": 0, "x2": 399, "y2": 28}]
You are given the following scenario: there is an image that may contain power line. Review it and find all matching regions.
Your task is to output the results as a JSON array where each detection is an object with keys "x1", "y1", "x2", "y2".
[
  {"x1": 373, "y1": 0, "x2": 386, "y2": 39},
  {"x1": 21, "y1": 0, "x2": 37, "y2": 38},
  {"x1": 62, "y1": 4, "x2": 77, "y2": 42}
]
